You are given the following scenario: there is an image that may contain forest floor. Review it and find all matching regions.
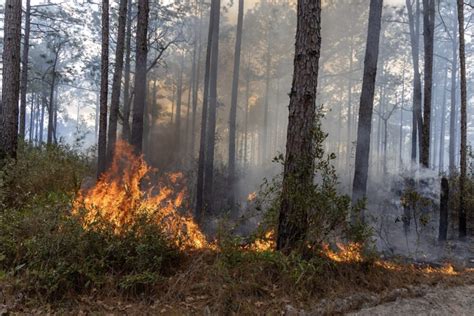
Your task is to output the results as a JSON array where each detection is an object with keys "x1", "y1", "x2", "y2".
[
  {"x1": 2, "y1": 282, "x2": 474, "y2": 315},
  {"x1": 1, "y1": 257, "x2": 474, "y2": 315}
]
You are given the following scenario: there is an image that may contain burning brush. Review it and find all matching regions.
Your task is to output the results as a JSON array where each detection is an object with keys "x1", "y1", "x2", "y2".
[{"x1": 73, "y1": 140, "x2": 207, "y2": 250}]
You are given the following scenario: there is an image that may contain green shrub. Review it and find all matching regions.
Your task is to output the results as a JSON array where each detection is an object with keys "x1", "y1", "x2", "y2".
[
  {"x1": 0, "y1": 203, "x2": 180, "y2": 300},
  {"x1": 0, "y1": 143, "x2": 90, "y2": 209},
  {"x1": 0, "y1": 144, "x2": 180, "y2": 301}
]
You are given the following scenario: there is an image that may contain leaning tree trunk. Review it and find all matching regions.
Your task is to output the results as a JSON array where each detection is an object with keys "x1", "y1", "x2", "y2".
[
  {"x1": 420, "y1": 0, "x2": 435, "y2": 168},
  {"x1": 97, "y1": 0, "x2": 109, "y2": 178},
  {"x1": 107, "y1": 0, "x2": 128, "y2": 163},
  {"x1": 195, "y1": 0, "x2": 215, "y2": 221},
  {"x1": 351, "y1": 0, "x2": 384, "y2": 222},
  {"x1": 203, "y1": 0, "x2": 221, "y2": 214},
  {"x1": 276, "y1": 0, "x2": 322, "y2": 253},
  {"x1": 457, "y1": 0, "x2": 467, "y2": 238},
  {"x1": 122, "y1": 0, "x2": 133, "y2": 142},
  {"x1": 228, "y1": 0, "x2": 244, "y2": 210},
  {"x1": 0, "y1": 0, "x2": 22, "y2": 160},
  {"x1": 19, "y1": 0, "x2": 31, "y2": 140},
  {"x1": 130, "y1": 0, "x2": 149, "y2": 153}
]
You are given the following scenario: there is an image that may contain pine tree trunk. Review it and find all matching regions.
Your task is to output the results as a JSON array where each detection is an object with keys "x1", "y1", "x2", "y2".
[
  {"x1": 457, "y1": 0, "x2": 467, "y2": 238},
  {"x1": 0, "y1": 0, "x2": 22, "y2": 160},
  {"x1": 122, "y1": 0, "x2": 133, "y2": 142},
  {"x1": 47, "y1": 52, "x2": 59, "y2": 146},
  {"x1": 203, "y1": 0, "x2": 221, "y2": 213},
  {"x1": 448, "y1": 14, "x2": 458, "y2": 174},
  {"x1": 228, "y1": 0, "x2": 244, "y2": 209},
  {"x1": 439, "y1": 64, "x2": 448, "y2": 173},
  {"x1": 351, "y1": 0, "x2": 384, "y2": 222},
  {"x1": 130, "y1": 0, "x2": 149, "y2": 153},
  {"x1": 191, "y1": 5, "x2": 203, "y2": 158},
  {"x1": 277, "y1": 0, "x2": 322, "y2": 253},
  {"x1": 97, "y1": 0, "x2": 109, "y2": 177},
  {"x1": 196, "y1": 0, "x2": 216, "y2": 221},
  {"x1": 406, "y1": 0, "x2": 423, "y2": 164},
  {"x1": 107, "y1": 0, "x2": 128, "y2": 163},
  {"x1": 420, "y1": 0, "x2": 435, "y2": 168},
  {"x1": 19, "y1": 0, "x2": 31, "y2": 140}
]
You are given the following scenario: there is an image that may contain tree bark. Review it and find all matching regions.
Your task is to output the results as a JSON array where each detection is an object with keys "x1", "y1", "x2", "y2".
[
  {"x1": 47, "y1": 49, "x2": 59, "y2": 146},
  {"x1": 203, "y1": 0, "x2": 221, "y2": 213},
  {"x1": 457, "y1": 0, "x2": 467, "y2": 238},
  {"x1": 406, "y1": 0, "x2": 423, "y2": 164},
  {"x1": 351, "y1": 0, "x2": 384, "y2": 222},
  {"x1": 97, "y1": 0, "x2": 109, "y2": 178},
  {"x1": 439, "y1": 177, "x2": 449, "y2": 241},
  {"x1": 195, "y1": 0, "x2": 215, "y2": 221},
  {"x1": 0, "y1": 0, "x2": 22, "y2": 160},
  {"x1": 191, "y1": 4, "x2": 203, "y2": 158},
  {"x1": 448, "y1": 12, "x2": 458, "y2": 174},
  {"x1": 122, "y1": 0, "x2": 133, "y2": 142},
  {"x1": 228, "y1": 0, "x2": 244, "y2": 210},
  {"x1": 420, "y1": 0, "x2": 435, "y2": 168},
  {"x1": 107, "y1": 0, "x2": 128, "y2": 163},
  {"x1": 19, "y1": 0, "x2": 31, "y2": 140},
  {"x1": 130, "y1": 0, "x2": 149, "y2": 153},
  {"x1": 439, "y1": 64, "x2": 448, "y2": 173},
  {"x1": 276, "y1": 0, "x2": 322, "y2": 253}
]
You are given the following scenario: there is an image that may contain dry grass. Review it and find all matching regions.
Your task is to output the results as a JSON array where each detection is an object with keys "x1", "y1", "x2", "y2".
[{"x1": 2, "y1": 248, "x2": 474, "y2": 315}]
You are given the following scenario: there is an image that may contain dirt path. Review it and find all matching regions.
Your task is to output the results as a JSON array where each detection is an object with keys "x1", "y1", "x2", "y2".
[{"x1": 350, "y1": 285, "x2": 474, "y2": 315}]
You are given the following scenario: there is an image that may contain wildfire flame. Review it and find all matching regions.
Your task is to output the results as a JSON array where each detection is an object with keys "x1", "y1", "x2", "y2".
[
  {"x1": 73, "y1": 140, "x2": 207, "y2": 250},
  {"x1": 322, "y1": 243, "x2": 364, "y2": 263}
]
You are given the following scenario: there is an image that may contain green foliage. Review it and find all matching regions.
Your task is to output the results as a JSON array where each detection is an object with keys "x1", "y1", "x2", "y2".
[
  {"x1": 252, "y1": 108, "x2": 371, "y2": 251},
  {"x1": 0, "y1": 144, "x2": 180, "y2": 300},
  {"x1": 0, "y1": 142, "x2": 90, "y2": 209},
  {"x1": 0, "y1": 203, "x2": 180, "y2": 300}
]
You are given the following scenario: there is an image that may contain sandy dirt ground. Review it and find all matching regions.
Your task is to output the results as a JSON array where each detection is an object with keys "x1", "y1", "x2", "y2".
[{"x1": 350, "y1": 285, "x2": 474, "y2": 316}]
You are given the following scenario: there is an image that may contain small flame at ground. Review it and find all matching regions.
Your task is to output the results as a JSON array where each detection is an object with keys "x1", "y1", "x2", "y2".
[
  {"x1": 322, "y1": 243, "x2": 364, "y2": 263},
  {"x1": 73, "y1": 140, "x2": 207, "y2": 250}
]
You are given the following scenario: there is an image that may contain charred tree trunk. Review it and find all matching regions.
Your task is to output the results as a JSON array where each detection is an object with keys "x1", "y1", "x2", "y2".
[
  {"x1": 406, "y1": 0, "x2": 423, "y2": 164},
  {"x1": 228, "y1": 0, "x2": 244, "y2": 210},
  {"x1": 203, "y1": 0, "x2": 221, "y2": 213},
  {"x1": 97, "y1": 0, "x2": 109, "y2": 178},
  {"x1": 420, "y1": 0, "x2": 435, "y2": 168},
  {"x1": 196, "y1": 0, "x2": 216, "y2": 220},
  {"x1": 277, "y1": 0, "x2": 322, "y2": 253},
  {"x1": 439, "y1": 177, "x2": 449, "y2": 241},
  {"x1": 191, "y1": 4, "x2": 203, "y2": 158},
  {"x1": 19, "y1": 0, "x2": 31, "y2": 140},
  {"x1": 0, "y1": 0, "x2": 22, "y2": 160},
  {"x1": 130, "y1": 0, "x2": 149, "y2": 153},
  {"x1": 457, "y1": 0, "x2": 467, "y2": 238},
  {"x1": 122, "y1": 0, "x2": 133, "y2": 142},
  {"x1": 351, "y1": 0, "x2": 384, "y2": 222},
  {"x1": 107, "y1": 0, "x2": 128, "y2": 163}
]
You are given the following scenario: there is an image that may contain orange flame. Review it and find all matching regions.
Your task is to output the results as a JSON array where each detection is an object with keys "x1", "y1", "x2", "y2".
[
  {"x1": 73, "y1": 140, "x2": 207, "y2": 250},
  {"x1": 250, "y1": 230, "x2": 276, "y2": 251},
  {"x1": 322, "y1": 243, "x2": 364, "y2": 263}
]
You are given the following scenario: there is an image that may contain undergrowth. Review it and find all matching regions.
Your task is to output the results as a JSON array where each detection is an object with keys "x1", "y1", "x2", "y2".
[{"x1": 0, "y1": 144, "x2": 473, "y2": 314}]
